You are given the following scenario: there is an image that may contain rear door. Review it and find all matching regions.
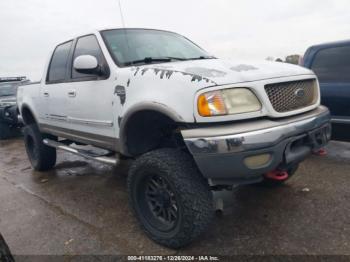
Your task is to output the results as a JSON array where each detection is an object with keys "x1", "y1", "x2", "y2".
[
  {"x1": 44, "y1": 40, "x2": 73, "y2": 129},
  {"x1": 310, "y1": 45, "x2": 350, "y2": 118}
]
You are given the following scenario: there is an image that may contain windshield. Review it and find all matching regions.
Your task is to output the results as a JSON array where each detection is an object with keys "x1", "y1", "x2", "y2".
[
  {"x1": 101, "y1": 29, "x2": 211, "y2": 66},
  {"x1": 0, "y1": 82, "x2": 18, "y2": 97}
]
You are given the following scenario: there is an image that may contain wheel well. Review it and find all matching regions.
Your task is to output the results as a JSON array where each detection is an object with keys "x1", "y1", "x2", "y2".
[
  {"x1": 123, "y1": 110, "x2": 184, "y2": 156},
  {"x1": 21, "y1": 107, "x2": 36, "y2": 125}
]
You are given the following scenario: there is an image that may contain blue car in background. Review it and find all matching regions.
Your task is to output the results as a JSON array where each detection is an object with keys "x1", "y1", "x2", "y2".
[{"x1": 303, "y1": 40, "x2": 350, "y2": 141}]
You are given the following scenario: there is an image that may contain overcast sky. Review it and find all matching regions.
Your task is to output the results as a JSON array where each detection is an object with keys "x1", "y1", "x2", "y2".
[{"x1": 1, "y1": 0, "x2": 349, "y2": 80}]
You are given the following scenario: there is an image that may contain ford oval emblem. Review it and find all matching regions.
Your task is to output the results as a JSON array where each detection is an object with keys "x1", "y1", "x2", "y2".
[{"x1": 295, "y1": 88, "x2": 305, "y2": 99}]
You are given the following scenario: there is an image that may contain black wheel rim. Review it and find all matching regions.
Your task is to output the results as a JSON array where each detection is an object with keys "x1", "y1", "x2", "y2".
[{"x1": 136, "y1": 173, "x2": 180, "y2": 232}]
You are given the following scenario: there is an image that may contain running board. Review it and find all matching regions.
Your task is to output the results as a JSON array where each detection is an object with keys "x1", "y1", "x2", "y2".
[{"x1": 43, "y1": 139, "x2": 119, "y2": 166}]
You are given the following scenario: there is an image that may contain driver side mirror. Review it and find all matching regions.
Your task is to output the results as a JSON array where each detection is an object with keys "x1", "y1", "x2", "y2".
[{"x1": 73, "y1": 55, "x2": 104, "y2": 76}]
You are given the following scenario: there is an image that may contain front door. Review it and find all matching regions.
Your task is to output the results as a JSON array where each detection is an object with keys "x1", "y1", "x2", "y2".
[{"x1": 65, "y1": 34, "x2": 116, "y2": 147}]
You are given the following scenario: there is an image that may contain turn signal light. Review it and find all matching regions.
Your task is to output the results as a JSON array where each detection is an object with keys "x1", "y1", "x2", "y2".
[{"x1": 197, "y1": 91, "x2": 227, "y2": 117}]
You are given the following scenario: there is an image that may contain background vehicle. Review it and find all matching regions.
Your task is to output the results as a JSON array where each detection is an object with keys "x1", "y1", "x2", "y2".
[
  {"x1": 303, "y1": 40, "x2": 350, "y2": 141},
  {"x1": 18, "y1": 28, "x2": 331, "y2": 248},
  {"x1": 0, "y1": 77, "x2": 28, "y2": 139}
]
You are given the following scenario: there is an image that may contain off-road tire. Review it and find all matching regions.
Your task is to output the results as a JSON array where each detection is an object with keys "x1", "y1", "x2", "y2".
[
  {"x1": 0, "y1": 123, "x2": 12, "y2": 140},
  {"x1": 258, "y1": 164, "x2": 299, "y2": 187},
  {"x1": 23, "y1": 124, "x2": 57, "y2": 171},
  {"x1": 0, "y1": 233, "x2": 14, "y2": 262},
  {"x1": 128, "y1": 148, "x2": 214, "y2": 249}
]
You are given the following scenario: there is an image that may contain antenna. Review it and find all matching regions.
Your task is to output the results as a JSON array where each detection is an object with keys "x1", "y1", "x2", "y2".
[
  {"x1": 118, "y1": 0, "x2": 126, "y2": 28},
  {"x1": 117, "y1": 0, "x2": 131, "y2": 61}
]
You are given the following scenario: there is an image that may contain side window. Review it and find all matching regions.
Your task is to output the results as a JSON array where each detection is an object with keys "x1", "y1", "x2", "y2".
[
  {"x1": 311, "y1": 46, "x2": 350, "y2": 83},
  {"x1": 72, "y1": 35, "x2": 106, "y2": 79},
  {"x1": 47, "y1": 41, "x2": 73, "y2": 82}
]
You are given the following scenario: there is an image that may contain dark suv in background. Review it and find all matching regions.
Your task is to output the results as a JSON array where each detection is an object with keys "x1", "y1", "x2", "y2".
[
  {"x1": 303, "y1": 40, "x2": 350, "y2": 141},
  {"x1": 0, "y1": 77, "x2": 28, "y2": 139}
]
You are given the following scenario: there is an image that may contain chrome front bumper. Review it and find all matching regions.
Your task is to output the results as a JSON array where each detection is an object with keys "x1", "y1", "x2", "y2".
[{"x1": 182, "y1": 106, "x2": 331, "y2": 185}]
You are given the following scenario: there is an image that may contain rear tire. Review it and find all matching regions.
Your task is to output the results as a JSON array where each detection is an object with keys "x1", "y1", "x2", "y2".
[
  {"x1": 0, "y1": 123, "x2": 12, "y2": 140},
  {"x1": 258, "y1": 164, "x2": 299, "y2": 187},
  {"x1": 128, "y1": 148, "x2": 214, "y2": 249},
  {"x1": 23, "y1": 124, "x2": 57, "y2": 171}
]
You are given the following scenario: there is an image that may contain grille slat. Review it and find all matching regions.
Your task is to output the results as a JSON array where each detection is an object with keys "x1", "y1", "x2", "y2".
[{"x1": 265, "y1": 79, "x2": 318, "y2": 113}]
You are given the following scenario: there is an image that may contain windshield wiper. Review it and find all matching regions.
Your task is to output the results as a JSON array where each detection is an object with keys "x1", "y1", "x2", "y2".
[
  {"x1": 123, "y1": 56, "x2": 215, "y2": 66},
  {"x1": 124, "y1": 56, "x2": 186, "y2": 66}
]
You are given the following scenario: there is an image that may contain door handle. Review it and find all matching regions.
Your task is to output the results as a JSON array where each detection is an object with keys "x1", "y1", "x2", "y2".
[
  {"x1": 43, "y1": 91, "x2": 49, "y2": 97},
  {"x1": 68, "y1": 90, "x2": 76, "y2": 97}
]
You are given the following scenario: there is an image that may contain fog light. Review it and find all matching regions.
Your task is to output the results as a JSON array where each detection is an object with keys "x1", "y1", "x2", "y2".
[{"x1": 244, "y1": 154, "x2": 272, "y2": 169}]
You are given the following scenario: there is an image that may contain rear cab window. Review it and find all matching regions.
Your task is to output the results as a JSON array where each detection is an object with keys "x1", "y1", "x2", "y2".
[{"x1": 311, "y1": 46, "x2": 350, "y2": 83}]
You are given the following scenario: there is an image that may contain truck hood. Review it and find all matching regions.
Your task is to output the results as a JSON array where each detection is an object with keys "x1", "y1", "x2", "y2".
[{"x1": 143, "y1": 58, "x2": 314, "y2": 86}]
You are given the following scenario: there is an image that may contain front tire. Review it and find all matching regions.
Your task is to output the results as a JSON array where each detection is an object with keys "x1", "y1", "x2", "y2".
[
  {"x1": 23, "y1": 124, "x2": 57, "y2": 171},
  {"x1": 128, "y1": 148, "x2": 214, "y2": 249}
]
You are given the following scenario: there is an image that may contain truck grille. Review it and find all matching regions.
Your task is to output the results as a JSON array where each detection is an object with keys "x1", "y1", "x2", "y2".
[{"x1": 265, "y1": 79, "x2": 318, "y2": 113}]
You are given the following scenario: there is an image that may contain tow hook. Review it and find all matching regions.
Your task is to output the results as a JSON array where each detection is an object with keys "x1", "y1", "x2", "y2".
[
  {"x1": 313, "y1": 148, "x2": 327, "y2": 156},
  {"x1": 264, "y1": 170, "x2": 289, "y2": 181}
]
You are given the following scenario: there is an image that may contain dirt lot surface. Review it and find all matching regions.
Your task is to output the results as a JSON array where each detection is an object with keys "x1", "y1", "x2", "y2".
[{"x1": 0, "y1": 138, "x2": 349, "y2": 256}]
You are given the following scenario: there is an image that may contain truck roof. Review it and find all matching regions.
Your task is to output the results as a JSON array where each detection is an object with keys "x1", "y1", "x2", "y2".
[
  {"x1": 96, "y1": 27, "x2": 177, "y2": 33},
  {"x1": 59, "y1": 28, "x2": 182, "y2": 44}
]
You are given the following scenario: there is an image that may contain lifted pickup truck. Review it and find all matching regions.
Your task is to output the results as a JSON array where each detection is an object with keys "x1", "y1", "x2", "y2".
[
  {"x1": 0, "y1": 77, "x2": 27, "y2": 139},
  {"x1": 18, "y1": 28, "x2": 331, "y2": 248}
]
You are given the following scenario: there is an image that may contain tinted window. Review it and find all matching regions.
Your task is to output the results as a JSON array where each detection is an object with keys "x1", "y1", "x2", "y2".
[
  {"x1": 311, "y1": 46, "x2": 350, "y2": 83},
  {"x1": 48, "y1": 41, "x2": 72, "y2": 82},
  {"x1": 72, "y1": 35, "x2": 105, "y2": 78}
]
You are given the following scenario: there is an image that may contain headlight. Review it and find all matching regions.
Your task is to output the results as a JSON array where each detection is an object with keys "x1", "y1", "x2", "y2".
[{"x1": 197, "y1": 88, "x2": 261, "y2": 117}]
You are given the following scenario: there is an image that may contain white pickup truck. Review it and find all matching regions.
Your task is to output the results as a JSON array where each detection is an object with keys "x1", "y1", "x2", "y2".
[{"x1": 18, "y1": 28, "x2": 331, "y2": 248}]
